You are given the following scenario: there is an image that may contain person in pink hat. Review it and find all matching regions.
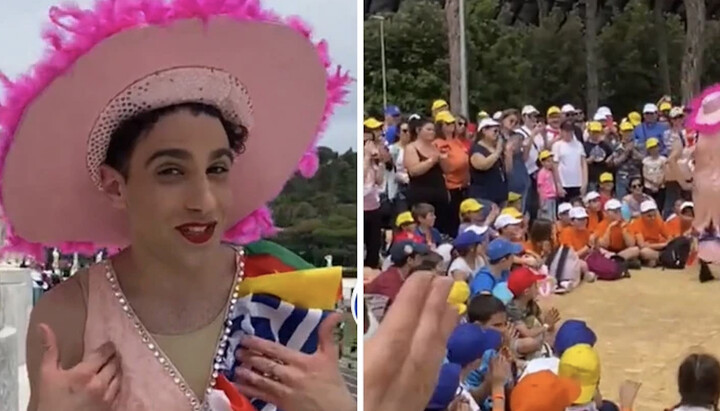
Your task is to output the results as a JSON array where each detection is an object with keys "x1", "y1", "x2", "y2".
[
  {"x1": 686, "y1": 84, "x2": 720, "y2": 282},
  {"x1": 0, "y1": 0, "x2": 353, "y2": 410}
]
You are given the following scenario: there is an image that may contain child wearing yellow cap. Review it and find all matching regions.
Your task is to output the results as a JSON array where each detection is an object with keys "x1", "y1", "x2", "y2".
[
  {"x1": 558, "y1": 344, "x2": 622, "y2": 411},
  {"x1": 537, "y1": 150, "x2": 558, "y2": 221},
  {"x1": 392, "y1": 211, "x2": 423, "y2": 245},
  {"x1": 458, "y1": 198, "x2": 485, "y2": 235},
  {"x1": 642, "y1": 137, "x2": 668, "y2": 212}
]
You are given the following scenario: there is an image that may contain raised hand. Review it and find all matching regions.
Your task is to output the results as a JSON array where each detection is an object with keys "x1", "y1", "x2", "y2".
[
  {"x1": 364, "y1": 272, "x2": 458, "y2": 411},
  {"x1": 234, "y1": 312, "x2": 354, "y2": 411},
  {"x1": 35, "y1": 324, "x2": 121, "y2": 411}
]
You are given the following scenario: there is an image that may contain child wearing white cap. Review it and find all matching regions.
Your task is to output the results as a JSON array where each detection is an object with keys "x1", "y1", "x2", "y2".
[
  {"x1": 591, "y1": 199, "x2": 641, "y2": 262},
  {"x1": 554, "y1": 202, "x2": 574, "y2": 244},
  {"x1": 628, "y1": 199, "x2": 671, "y2": 266}
]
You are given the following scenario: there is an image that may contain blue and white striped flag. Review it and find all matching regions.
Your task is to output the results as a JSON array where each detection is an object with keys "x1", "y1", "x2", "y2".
[{"x1": 221, "y1": 294, "x2": 330, "y2": 411}]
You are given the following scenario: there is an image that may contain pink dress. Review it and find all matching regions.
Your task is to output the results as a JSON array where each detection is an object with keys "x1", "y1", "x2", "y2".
[{"x1": 83, "y1": 257, "x2": 242, "y2": 411}]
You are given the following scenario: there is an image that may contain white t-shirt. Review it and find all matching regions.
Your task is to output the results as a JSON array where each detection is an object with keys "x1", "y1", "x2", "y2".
[
  {"x1": 448, "y1": 256, "x2": 484, "y2": 281},
  {"x1": 519, "y1": 125, "x2": 546, "y2": 175},
  {"x1": 552, "y1": 138, "x2": 586, "y2": 188},
  {"x1": 459, "y1": 386, "x2": 481, "y2": 411},
  {"x1": 642, "y1": 155, "x2": 667, "y2": 190}
]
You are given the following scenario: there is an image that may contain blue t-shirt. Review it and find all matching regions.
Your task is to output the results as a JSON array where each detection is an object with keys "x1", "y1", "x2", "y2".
[
  {"x1": 415, "y1": 227, "x2": 442, "y2": 246},
  {"x1": 470, "y1": 266, "x2": 510, "y2": 297},
  {"x1": 633, "y1": 122, "x2": 669, "y2": 155}
]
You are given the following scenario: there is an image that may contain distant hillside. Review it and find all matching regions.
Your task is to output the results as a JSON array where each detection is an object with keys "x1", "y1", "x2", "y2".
[{"x1": 270, "y1": 146, "x2": 357, "y2": 268}]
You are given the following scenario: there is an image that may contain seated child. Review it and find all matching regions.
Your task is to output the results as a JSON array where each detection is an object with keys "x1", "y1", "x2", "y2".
[
  {"x1": 559, "y1": 344, "x2": 620, "y2": 411},
  {"x1": 592, "y1": 199, "x2": 640, "y2": 261},
  {"x1": 393, "y1": 211, "x2": 423, "y2": 244},
  {"x1": 506, "y1": 266, "x2": 561, "y2": 360},
  {"x1": 555, "y1": 202, "x2": 573, "y2": 243},
  {"x1": 412, "y1": 203, "x2": 443, "y2": 249},
  {"x1": 507, "y1": 192, "x2": 523, "y2": 213},
  {"x1": 583, "y1": 191, "x2": 603, "y2": 232},
  {"x1": 510, "y1": 370, "x2": 581, "y2": 411},
  {"x1": 470, "y1": 238, "x2": 523, "y2": 296},
  {"x1": 446, "y1": 323, "x2": 504, "y2": 411},
  {"x1": 458, "y1": 198, "x2": 485, "y2": 235},
  {"x1": 629, "y1": 200, "x2": 670, "y2": 267},
  {"x1": 598, "y1": 172, "x2": 614, "y2": 209},
  {"x1": 495, "y1": 213, "x2": 538, "y2": 267},
  {"x1": 425, "y1": 363, "x2": 464, "y2": 411},
  {"x1": 665, "y1": 201, "x2": 694, "y2": 238},
  {"x1": 520, "y1": 319, "x2": 599, "y2": 379},
  {"x1": 665, "y1": 199, "x2": 684, "y2": 223},
  {"x1": 667, "y1": 353, "x2": 720, "y2": 411},
  {"x1": 559, "y1": 207, "x2": 593, "y2": 259},
  {"x1": 449, "y1": 230, "x2": 488, "y2": 282}
]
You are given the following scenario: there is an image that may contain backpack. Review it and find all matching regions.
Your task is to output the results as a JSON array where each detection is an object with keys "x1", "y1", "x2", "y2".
[
  {"x1": 659, "y1": 237, "x2": 692, "y2": 269},
  {"x1": 586, "y1": 251, "x2": 626, "y2": 281}
]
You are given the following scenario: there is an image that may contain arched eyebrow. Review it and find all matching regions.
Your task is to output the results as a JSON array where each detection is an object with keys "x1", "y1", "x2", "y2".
[{"x1": 144, "y1": 147, "x2": 234, "y2": 168}]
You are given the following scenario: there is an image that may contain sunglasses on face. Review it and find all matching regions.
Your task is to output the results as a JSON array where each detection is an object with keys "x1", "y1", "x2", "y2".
[
  {"x1": 631, "y1": 184, "x2": 642, "y2": 189},
  {"x1": 400, "y1": 128, "x2": 409, "y2": 133},
  {"x1": 457, "y1": 122, "x2": 466, "y2": 126}
]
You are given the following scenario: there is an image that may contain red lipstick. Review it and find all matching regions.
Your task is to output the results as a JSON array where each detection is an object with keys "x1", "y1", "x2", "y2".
[{"x1": 175, "y1": 222, "x2": 217, "y2": 244}]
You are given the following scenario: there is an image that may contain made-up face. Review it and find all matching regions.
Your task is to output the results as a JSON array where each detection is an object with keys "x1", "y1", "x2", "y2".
[{"x1": 104, "y1": 109, "x2": 235, "y2": 254}]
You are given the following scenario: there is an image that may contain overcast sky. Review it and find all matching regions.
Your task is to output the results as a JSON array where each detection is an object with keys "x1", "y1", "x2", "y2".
[{"x1": 0, "y1": 0, "x2": 358, "y2": 151}]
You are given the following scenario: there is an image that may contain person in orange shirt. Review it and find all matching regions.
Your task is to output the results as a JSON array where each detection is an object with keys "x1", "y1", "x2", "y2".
[
  {"x1": 555, "y1": 202, "x2": 573, "y2": 243},
  {"x1": 666, "y1": 201, "x2": 695, "y2": 238},
  {"x1": 559, "y1": 207, "x2": 592, "y2": 258},
  {"x1": 434, "y1": 110, "x2": 470, "y2": 235},
  {"x1": 495, "y1": 213, "x2": 540, "y2": 267},
  {"x1": 630, "y1": 200, "x2": 670, "y2": 267},
  {"x1": 583, "y1": 191, "x2": 603, "y2": 232},
  {"x1": 591, "y1": 199, "x2": 640, "y2": 261}
]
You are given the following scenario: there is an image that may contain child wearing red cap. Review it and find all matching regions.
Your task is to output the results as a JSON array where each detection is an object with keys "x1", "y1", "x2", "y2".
[{"x1": 506, "y1": 267, "x2": 561, "y2": 360}]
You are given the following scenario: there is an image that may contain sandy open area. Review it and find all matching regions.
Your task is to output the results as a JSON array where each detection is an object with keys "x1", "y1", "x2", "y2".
[{"x1": 545, "y1": 266, "x2": 720, "y2": 410}]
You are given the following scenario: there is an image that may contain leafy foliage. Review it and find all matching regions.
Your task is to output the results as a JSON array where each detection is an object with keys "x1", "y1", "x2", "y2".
[
  {"x1": 365, "y1": 0, "x2": 719, "y2": 117},
  {"x1": 270, "y1": 147, "x2": 357, "y2": 268}
]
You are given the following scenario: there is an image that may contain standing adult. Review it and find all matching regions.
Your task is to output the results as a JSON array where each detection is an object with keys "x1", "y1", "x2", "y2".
[
  {"x1": 434, "y1": 112, "x2": 470, "y2": 236},
  {"x1": 611, "y1": 121, "x2": 644, "y2": 198},
  {"x1": 506, "y1": 131, "x2": 531, "y2": 214},
  {"x1": 432, "y1": 99, "x2": 450, "y2": 118},
  {"x1": 584, "y1": 121, "x2": 614, "y2": 193},
  {"x1": 9, "y1": 2, "x2": 355, "y2": 409},
  {"x1": 518, "y1": 105, "x2": 548, "y2": 220},
  {"x1": 552, "y1": 120, "x2": 588, "y2": 202},
  {"x1": 388, "y1": 120, "x2": 412, "y2": 214},
  {"x1": 455, "y1": 114, "x2": 473, "y2": 151},
  {"x1": 364, "y1": 128, "x2": 385, "y2": 269},
  {"x1": 404, "y1": 118, "x2": 453, "y2": 236},
  {"x1": 499, "y1": 109, "x2": 521, "y2": 141},
  {"x1": 469, "y1": 118, "x2": 510, "y2": 208},
  {"x1": 663, "y1": 107, "x2": 694, "y2": 217},
  {"x1": 383, "y1": 105, "x2": 402, "y2": 144},
  {"x1": 634, "y1": 103, "x2": 669, "y2": 155}
]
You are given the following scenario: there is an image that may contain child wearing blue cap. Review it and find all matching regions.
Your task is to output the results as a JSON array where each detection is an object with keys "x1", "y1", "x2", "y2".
[
  {"x1": 445, "y1": 323, "x2": 510, "y2": 411},
  {"x1": 469, "y1": 238, "x2": 523, "y2": 297},
  {"x1": 449, "y1": 229, "x2": 488, "y2": 282}
]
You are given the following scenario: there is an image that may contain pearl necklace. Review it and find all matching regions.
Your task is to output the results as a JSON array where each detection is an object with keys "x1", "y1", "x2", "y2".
[{"x1": 104, "y1": 247, "x2": 245, "y2": 410}]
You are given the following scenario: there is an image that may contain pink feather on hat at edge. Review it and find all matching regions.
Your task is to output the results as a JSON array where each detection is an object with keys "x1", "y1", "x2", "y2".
[
  {"x1": 0, "y1": 0, "x2": 352, "y2": 261},
  {"x1": 687, "y1": 83, "x2": 720, "y2": 135}
]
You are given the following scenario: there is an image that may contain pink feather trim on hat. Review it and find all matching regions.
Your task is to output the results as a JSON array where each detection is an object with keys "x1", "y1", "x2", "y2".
[
  {"x1": 688, "y1": 83, "x2": 720, "y2": 135},
  {"x1": 0, "y1": 0, "x2": 352, "y2": 260}
]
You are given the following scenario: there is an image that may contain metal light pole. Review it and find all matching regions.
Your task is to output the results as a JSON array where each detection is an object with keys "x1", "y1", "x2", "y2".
[
  {"x1": 370, "y1": 15, "x2": 388, "y2": 109},
  {"x1": 458, "y1": 0, "x2": 468, "y2": 116}
]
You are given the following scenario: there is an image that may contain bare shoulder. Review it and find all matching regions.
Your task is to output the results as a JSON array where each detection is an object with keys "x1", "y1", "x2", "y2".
[{"x1": 27, "y1": 269, "x2": 89, "y2": 371}]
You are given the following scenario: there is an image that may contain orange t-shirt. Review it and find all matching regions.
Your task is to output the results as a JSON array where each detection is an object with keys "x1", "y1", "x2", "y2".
[
  {"x1": 559, "y1": 226, "x2": 591, "y2": 252},
  {"x1": 593, "y1": 219, "x2": 626, "y2": 252},
  {"x1": 434, "y1": 138, "x2": 469, "y2": 190},
  {"x1": 587, "y1": 210, "x2": 602, "y2": 233},
  {"x1": 555, "y1": 221, "x2": 570, "y2": 244},
  {"x1": 665, "y1": 216, "x2": 692, "y2": 238},
  {"x1": 629, "y1": 216, "x2": 669, "y2": 244}
]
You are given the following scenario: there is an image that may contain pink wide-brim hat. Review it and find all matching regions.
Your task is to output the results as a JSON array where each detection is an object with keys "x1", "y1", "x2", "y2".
[
  {"x1": 0, "y1": 0, "x2": 351, "y2": 258},
  {"x1": 688, "y1": 83, "x2": 720, "y2": 134}
]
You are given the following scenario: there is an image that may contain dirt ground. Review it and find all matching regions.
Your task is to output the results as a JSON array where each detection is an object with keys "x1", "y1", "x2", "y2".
[{"x1": 545, "y1": 266, "x2": 720, "y2": 410}]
